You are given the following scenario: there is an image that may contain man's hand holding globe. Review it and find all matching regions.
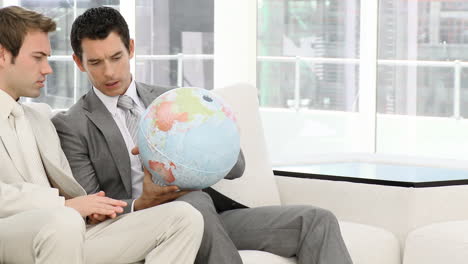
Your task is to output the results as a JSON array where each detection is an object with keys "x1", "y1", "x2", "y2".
[{"x1": 131, "y1": 147, "x2": 190, "y2": 211}]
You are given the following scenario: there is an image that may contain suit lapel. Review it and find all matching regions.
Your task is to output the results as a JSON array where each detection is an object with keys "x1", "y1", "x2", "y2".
[
  {"x1": 83, "y1": 90, "x2": 132, "y2": 195},
  {"x1": 77, "y1": 85, "x2": 166, "y2": 197},
  {"x1": 136, "y1": 82, "x2": 161, "y2": 107},
  {"x1": 0, "y1": 118, "x2": 28, "y2": 181},
  {"x1": 25, "y1": 107, "x2": 86, "y2": 198}
]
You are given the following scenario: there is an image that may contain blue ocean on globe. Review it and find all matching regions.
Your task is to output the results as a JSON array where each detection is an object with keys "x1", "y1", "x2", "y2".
[{"x1": 137, "y1": 87, "x2": 241, "y2": 190}]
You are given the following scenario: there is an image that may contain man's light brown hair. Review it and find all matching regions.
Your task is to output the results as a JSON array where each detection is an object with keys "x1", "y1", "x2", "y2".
[{"x1": 0, "y1": 6, "x2": 56, "y2": 63}]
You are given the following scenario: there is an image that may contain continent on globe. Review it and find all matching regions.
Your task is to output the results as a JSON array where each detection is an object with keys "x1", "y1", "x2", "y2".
[
  {"x1": 138, "y1": 87, "x2": 241, "y2": 190},
  {"x1": 152, "y1": 101, "x2": 188, "y2": 132},
  {"x1": 148, "y1": 160, "x2": 176, "y2": 183}
]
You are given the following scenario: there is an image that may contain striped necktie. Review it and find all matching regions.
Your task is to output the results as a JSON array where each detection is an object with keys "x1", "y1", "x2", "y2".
[{"x1": 117, "y1": 95, "x2": 141, "y2": 145}]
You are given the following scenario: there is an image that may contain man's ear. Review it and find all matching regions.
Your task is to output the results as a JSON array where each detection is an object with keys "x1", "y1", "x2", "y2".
[
  {"x1": 72, "y1": 53, "x2": 86, "y2": 72},
  {"x1": 129, "y1": 39, "x2": 135, "y2": 60},
  {"x1": 0, "y1": 45, "x2": 9, "y2": 67}
]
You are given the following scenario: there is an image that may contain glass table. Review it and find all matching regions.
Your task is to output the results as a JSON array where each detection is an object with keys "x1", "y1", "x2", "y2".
[{"x1": 274, "y1": 162, "x2": 468, "y2": 188}]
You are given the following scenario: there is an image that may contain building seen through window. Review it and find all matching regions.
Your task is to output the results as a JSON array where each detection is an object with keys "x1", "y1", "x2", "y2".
[
  {"x1": 135, "y1": 0, "x2": 214, "y2": 90},
  {"x1": 258, "y1": 0, "x2": 360, "y2": 111},
  {"x1": 258, "y1": 0, "x2": 468, "y2": 119},
  {"x1": 0, "y1": 0, "x2": 214, "y2": 109},
  {"x1": 378, "y1": 0, "x2": 468, "y2": 118}
]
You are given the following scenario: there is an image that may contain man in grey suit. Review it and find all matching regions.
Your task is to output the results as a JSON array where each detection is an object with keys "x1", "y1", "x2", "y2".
[
  {"x1": 0, "y1": 5, "x2": 203, "y2": 264},
  {"x1": 53, "y1": 6, "x2": 353, "y2": 264}
]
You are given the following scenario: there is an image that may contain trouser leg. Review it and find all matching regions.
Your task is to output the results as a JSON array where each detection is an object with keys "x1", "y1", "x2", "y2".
[
  {"x1": 177, "y1": 191, "x2": 243, "y2": 264},
  {"x1": 0, "y1": 207, "x2": 85, "y2": 264},
  {"x1": 220, "y1": 205, "x2": 353, "y2": 264},
  {"x1": 84, "y1": 201, "x2": 203, "y2": 264}
]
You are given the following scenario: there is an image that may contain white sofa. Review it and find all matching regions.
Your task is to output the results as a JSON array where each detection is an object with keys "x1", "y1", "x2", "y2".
[
  {"x1": 403, "y1": 220, "x2": 468, "y2": 264},
  {"x1": 34, "y1": 83, "x2": 468, "y2": 263},
  {"x1": 212, "y1": 83, "x2": 468, "y2": 264},
  {"x1": 211, "y1": 84, "x2": 400, "y2": 264},
  {"x1": 34, "y1": 85, "x2": 400, "y2": 263}
]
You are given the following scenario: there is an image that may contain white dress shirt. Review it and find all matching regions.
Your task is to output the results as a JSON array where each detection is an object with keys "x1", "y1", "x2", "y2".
[{"x1": 93, "y1": 79, "x2": 145, "y2": 201}]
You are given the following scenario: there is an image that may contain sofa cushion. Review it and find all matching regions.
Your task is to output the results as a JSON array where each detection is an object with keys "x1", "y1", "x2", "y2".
[
  {"x1": 238, "y1": 222, "x2": 401, "y2": 264},
  {"x1": 341, "y1": 221, "x2": 401, "y2": 264},
  {"x1": 403, "y1": 221, "x2": 468, "y2": 264},
  {"x1": 212, "y1": 83, "x2": 282, "y2": 208}
]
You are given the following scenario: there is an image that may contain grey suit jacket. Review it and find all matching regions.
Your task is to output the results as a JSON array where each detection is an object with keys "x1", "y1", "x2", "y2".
[{"x1": 53, "y1": 82, "x2": 245, "y2": 213}]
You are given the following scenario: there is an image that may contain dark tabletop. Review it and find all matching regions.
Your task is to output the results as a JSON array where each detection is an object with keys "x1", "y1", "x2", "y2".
[{"x1": 274, "y1": 162, "x2": 468, "y2": 188}]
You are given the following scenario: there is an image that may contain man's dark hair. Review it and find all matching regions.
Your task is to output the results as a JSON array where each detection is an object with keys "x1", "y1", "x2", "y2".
[
  {"x1": 0, "y1": 6, "x2": 56, "y2": 63},
  {"x1": 71, "y1": 6, "x2": 130, "y2": 61}
]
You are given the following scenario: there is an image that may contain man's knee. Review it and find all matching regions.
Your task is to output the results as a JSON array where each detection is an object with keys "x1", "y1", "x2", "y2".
[
  {"x1": 48, "y1": 207, "x2": 84, "y2": 229},
  {"x1": 178, "y1": 191, "x2": 214, "y2": 206},
  {"x1": 315, "y1": 207, "x2": 339, "y2": 224},
  {"x1": 145, "y1": 201, "x2": 204, "y2": 230},
  {"x1": 36, "y1": 207, "x2": 85, "y2": 243},
  {"x1": 177, "y1": 191, "x2": 217, "y2": 215},
  {"x1": 300, "y1": 206, "x2": 340, "y2": 229},
  {"x1": 0, "y1": 208, "x2": 84, "y2": 264},
  {"x1": 171, "y1": 201, "x2": 204, "y2": 226},
  {"x1": 159, "y1": 201, "x2": 204, "y2": 241},
  {"x1": 31, "y1": 207, "x2": 85, "y2": 262}
]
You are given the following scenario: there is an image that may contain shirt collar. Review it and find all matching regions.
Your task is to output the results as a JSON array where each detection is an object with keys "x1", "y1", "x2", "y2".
[
  {"x1": 0, "y1": 89, "x2": 20, "y2": 121},
  {"x1": 125, "y1": 79, "x2": 143, "y2": 108},
  {"x1": 93, "y1": 78, "x2": 139, "y2": 115}
]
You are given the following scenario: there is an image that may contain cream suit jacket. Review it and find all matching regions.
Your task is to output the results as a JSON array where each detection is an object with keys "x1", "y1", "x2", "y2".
[{"x1": 0, "y1": 103, "x2": 86, "y2": 219}]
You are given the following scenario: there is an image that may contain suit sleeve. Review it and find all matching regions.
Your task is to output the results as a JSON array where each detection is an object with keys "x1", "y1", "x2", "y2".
[
  {"x1": 52, "y1": 114, "x2": 101, "y2": 195},
  {"x1": 0, "y1": 181, "x2": 65, "y2": 218},
  {"x1": 224, "y1": 149, "x2": 245, "y2": 180}
]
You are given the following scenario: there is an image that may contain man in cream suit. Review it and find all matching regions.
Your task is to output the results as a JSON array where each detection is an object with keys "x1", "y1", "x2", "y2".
[
  {"x1": 54, "y1": 6, "x2": 353, "y2": 264},
  {"x1": 0, "y1": 6, "x2": 203, "y2": 264}
]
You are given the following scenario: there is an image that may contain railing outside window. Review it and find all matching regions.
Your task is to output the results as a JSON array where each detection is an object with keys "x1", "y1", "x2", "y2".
[
  {"x1": 258, "y1": 56, "x2": 468, "y2": 119},
  {"x1": 34, "y1": 54, "x2": 214, "y2": 106}
]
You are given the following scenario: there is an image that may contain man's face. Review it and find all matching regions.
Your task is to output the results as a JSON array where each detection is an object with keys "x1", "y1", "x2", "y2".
[
  {"x1": 74, "y1": 31, "x2": 134, "y2": 97},
  {"x1": 0, "y1": 31, "x2": 53, "y2": 100}
]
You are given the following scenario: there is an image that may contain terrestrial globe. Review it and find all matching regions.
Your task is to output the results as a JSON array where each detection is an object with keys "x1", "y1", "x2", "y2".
[{"x1": 137, "y1": 87, "x2": 240, "y2": 190}]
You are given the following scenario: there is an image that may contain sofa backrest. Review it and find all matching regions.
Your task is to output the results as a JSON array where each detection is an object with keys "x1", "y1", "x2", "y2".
[{"x1": 212, "y1": 83, "x2": 282, "y2": 207}]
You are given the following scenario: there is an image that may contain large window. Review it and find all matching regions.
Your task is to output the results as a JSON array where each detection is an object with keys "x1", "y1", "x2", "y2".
[
  {"x1": 258, "y1": 0, "x2": 360, "y2": 111},
  {"x1": 376, "y1": 0, "x2": 468, "y2": 159},
  {"x1": 258, "y1": 0, "x2": 468, "y2": 163},
  {"x1": 135, "y1": 0, "x2": 214, "y2": 89},
  {"x1": 3, "y1": 1, "x2": 467, "y2": 163},
  {"x1": 377, "y1": 0, "x2": 468, "y2": 118},
  {"x1": 257, "y1": 0, "x2": 363, "y2": 164},
  {"x1": 1, "y1": 0, "x2": 214, "y2": 109}
]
